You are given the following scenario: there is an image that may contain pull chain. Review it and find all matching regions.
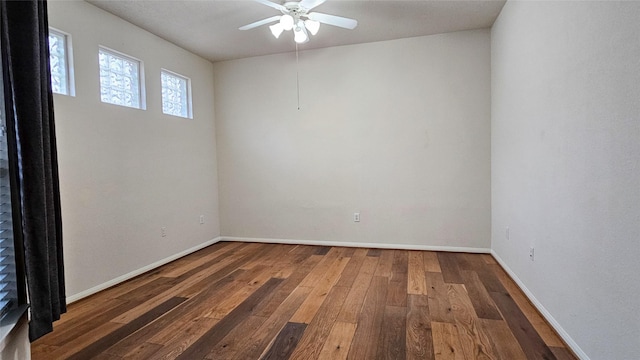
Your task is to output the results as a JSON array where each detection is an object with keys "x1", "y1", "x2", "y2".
[{"x1": 296, "y1": 43, "x2": 300, "y2": 110}]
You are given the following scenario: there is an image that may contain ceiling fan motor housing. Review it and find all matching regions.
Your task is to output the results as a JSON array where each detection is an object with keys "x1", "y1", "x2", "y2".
[{"x1": 283, "y1": 2, "x2": 309, "y2": 19}]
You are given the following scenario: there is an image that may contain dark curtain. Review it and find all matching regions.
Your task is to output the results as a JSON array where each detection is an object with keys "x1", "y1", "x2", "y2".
[{"x1": 0, "y1": 0, "x2": 66, "y2": 341}]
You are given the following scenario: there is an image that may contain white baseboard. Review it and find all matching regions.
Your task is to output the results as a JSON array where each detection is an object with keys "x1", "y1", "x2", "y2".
[
  {"x1": 490, "y1": 250, "x2": 589, "y2": 360},
  {"x1": 66, "y1": 237, "x2": 222, "y2": 304},
  {"x1": 220, "y1": 236, "x2": 491, "y2": 254}
]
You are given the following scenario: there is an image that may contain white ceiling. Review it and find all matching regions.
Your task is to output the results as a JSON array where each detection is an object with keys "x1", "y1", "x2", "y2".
[{"x1": 86, "y1": 0, "x2": 506, "y2": 62}]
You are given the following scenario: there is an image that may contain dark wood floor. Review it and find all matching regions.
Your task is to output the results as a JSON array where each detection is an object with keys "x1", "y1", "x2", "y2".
[{"x1": 32, "y1": 242, "x2": 576, "y2": 360}]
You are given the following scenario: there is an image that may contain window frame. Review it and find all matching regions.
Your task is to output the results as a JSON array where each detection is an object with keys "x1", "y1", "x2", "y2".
[
  {"x1": 48, "y1": 27, "x2": 75, "y2": 96},
  {"x1": 98, "y1": 46, "x2": 146, "y2": 110},
  {"x1": 160, "y1": 69, "x2": 193, "y2": 119}
]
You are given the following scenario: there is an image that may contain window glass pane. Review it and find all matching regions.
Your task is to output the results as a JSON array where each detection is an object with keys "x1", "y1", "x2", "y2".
[
  {"x1": 161, "y1": 71, "x2": 190, "y2": 118},
  {"x1": 99, "y1": 48, "x2": 141, "y2": 109},
  {"x1": 48, "y1": 30, "x2": 67, "y2": 95}
]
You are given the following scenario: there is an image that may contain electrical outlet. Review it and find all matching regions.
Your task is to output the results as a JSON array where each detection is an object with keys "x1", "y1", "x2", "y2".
[
  {"x1": 354, "y1": 212, "x2": 360, "y2": 222},
  {"x1": 529, "y1": 247, "x2": 535, "y2": 261},
  {"x1": 161, "y1": 227, "x2": 166, "y2": 237},
  {"x1": 199, "y1": 215, "x2": 205, "y2": 224},
  {"x1": 505, "y1": 227, "x2": 510, "y2": 240}
]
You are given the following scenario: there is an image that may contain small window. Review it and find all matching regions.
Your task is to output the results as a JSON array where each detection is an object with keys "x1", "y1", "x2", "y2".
[
  {"x1": 161, "y1": 70, "x2": 192, "y2": 118},
  {"x1": 99, "y1": 47, "x2": 144, "y2": 109},
  {"x1": 48, "y1": 28, "x2": 73, "y2": 96}
]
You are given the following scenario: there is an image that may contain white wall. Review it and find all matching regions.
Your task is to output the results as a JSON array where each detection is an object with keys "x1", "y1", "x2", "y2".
[
  {"x1": 491, "y1": 2, "x2": 640, "y2": 359},
  {"x1": 0, "y1": 316, "x2": 30, "y2": 360},
  {"x1": 48, "y1": 1, "x2": 220, "y2": 299},
  {"x1": 214, "y1": 30, "x2": 491, "y2": 250}
]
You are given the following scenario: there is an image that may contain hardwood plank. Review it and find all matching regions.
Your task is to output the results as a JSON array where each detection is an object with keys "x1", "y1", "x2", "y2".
[
  {"x1": 460, "y1": 270, "x2": 502, "y2": 320},
  {"x1": 119, "y1": 244, "x2": 255, "y2": 302},
  {"x1": 40, "y1": 298, "x2": 135, "y2": 346},
  {"x1": 550, "y1": 346, "x2": 577, "y2": 360},
  {"x1": 377, "y1": 305, "x2": 407, "y2": 359},
  {"x1": 387, "y1": 281, "x2": 408, "y2": 307},
  {"x1": 144, "y1": 316, "x2": 220, "y2": 360},
  {"x1": 337, "y1": 256, "x2": 379, "y2": 323},
  {"x1": 241, "y1": 244, "x2": 294, "y2": 271},
  {"x1": 406, "y1": 294, "x2": 434, "y2": 360},
  {"x1": 289, "y1": 286, "x2": 351, "y2": 360},
  {"x1": 44, "y1": 321, "x2": 123, "y2": 359},
  {"x1": 290, "y1": 256, "x2": 351, "y2": 323},
  {"x1": 30, "y1": 344, "x2": 59, "y2": 359},
  {"x1": 479, "y1": 319, "x2": 527, "y2": 360},
  {"x1": 432, "y1": 322, "x2": 466, "y2": 360},
  {"x1": 367, "y1": 248, "x2": 382, "y2": 257},
  {"x1": 160, "y1": 241, "x2": 238, "y2": 269},
  {"x1": 298, "y1": 247, "x2": 345, "y2": 288},
  {"x1": 490, "y1": 264, "x2": 566, "y2": 347},
  {"x1": 437, "y1": 252, "x2": 463, "y2": 284},
  {"x1": 482, "y1": 254, "x2": 497, "y2": 265},
  {"x1": 51, "y1": 297, "x2": 127, "y2": 329},
  {"x1": 252, "y1": 254, "x2": 323, "y2": 318},
  {"x1": 230, "y1": 286, "x2": 313, "y2": 360},
  {"x1": 205, "y1": 266, "x2": 274, "y2": 319},
  {"x1": 447, "y1": 284, "x2": 498, "y2": 360},
  {"x1": 162, "y1": 251, "x2": 253, "y2": 299},
  {"x1": 112, "y1": 265, "x2": 262, "y2": 325},
  {"x1": 341, "y1": 247, "x2": 356, "y2": 257},
  {"x1": 317, "y1": 322, "x2": 357, "y2": 360},
  {"x1": 314, "y1": 246, "x2": 331, "y2": 255},
  {"x1": 174, "y1": 277, "x2": 283, "y2": 360},
  {"x1": 65, "y1": 296, "x2": 188, "y2": 360},
  {"x1": 204, "y1": 315, "x2": 266, "y2": 360},
  {"x1": 104, "y1": 270, "x2": 244, "y2": 356},
  {"x1": 289, "y1": 244, "x2": 317, "y2": 256},
  {"x1": 425, "y1": 272, "x2": 455, "y2": 323},
  {"x1": 92, "y1": 352, "x2": 123, "y2": 360},
  {"x1": 268, "y1": 248, "x2": 316, "y2": 279},
  {"x1": 177, "y1": 244, "x2": 273, "y2": 298},
  {"x1": 489, "y1": 291, "x2": 557, "y2": 360},
  {"x1": 452, "y1": 253, "x2": 478, "y2": 271},
  {"x1": 387, "y1": 250, "x2": 408, "y2": 306},
  {"x1": 423, "y1": 251, "x2": 442, "y2": 273},
  {"x1": 261, "y1": 322, "x2": 307, "y2": 360},
  {"x1": 114, "y1": 277, "x2": 179, "y2": 303},
  {"x1": 161, "y1": 241, "x2": 244, "y2": 277},
  {"x1": 408, "y1": 251, "x2": 428, "y2": 295},
  {"x1": 335, "y1": 248, "x2": 368, "y2": 288},
  {"x1": 374, "y1": 249, "x2": 394, "y2": 278},
  {"x1": 390, "y1": 250, "x2": 409, "y2": 282},
  {"x1": 110, "y1": 267, "x2": 247, "y2": 326},
  {"x1": 347, "y1": 276, "x2": 388, "y2": 360},
  {"x1": 121, "y1": 342, "x2": 163, "y2": 360},
  {"x1": 475, "y1": 267, "x2": 507, "y2": 294},
  {"x1": 152, "y1": 267, "x2": 268, "y2": 343}
]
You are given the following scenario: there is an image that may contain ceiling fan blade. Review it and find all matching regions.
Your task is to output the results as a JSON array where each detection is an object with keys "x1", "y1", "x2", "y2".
[
  {"x1": 307, "y1": 12, "x2": 358, "y2": 30},
  {"x1": 239, "y1": 15, "x2": 282, "y2": 30},
  {"x1": 252, "y1": 0, "x2": 287, "y2": 12},
  {"x1": 298, "y1": 0, "x2": 327, "y2": 11}
]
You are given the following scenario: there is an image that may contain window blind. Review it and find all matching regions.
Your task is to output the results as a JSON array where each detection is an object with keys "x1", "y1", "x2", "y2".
[{"x1": 0, "y1": 71, "x2": 17, "y2": 319}]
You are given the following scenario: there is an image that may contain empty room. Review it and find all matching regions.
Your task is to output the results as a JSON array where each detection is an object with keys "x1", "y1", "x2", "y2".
[{"x1": 0, "y1": 0, "x2": 638, "y2": 359}]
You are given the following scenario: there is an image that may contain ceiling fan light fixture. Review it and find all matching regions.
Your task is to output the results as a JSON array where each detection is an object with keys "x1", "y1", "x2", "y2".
[
  {"x1": 269, "y1": 23, "x2": 284, "y2": 38},
  {"x1": 293, "y1": 23, "x2": 309, "y2": 43},
  {"x1": 239, "y1": 0, "x2": 358, "y2": 44},
  {"x1": 280, "y1": 14, "x2": 294, "y2": 31},
  {"x1": 304, "y1": 19, "x2": 320, "y2": 35}
]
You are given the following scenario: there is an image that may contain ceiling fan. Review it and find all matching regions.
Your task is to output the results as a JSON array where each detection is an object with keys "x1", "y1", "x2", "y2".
[{"x1": 239, "y1": 0, "x2": 358, "y2": 44}]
